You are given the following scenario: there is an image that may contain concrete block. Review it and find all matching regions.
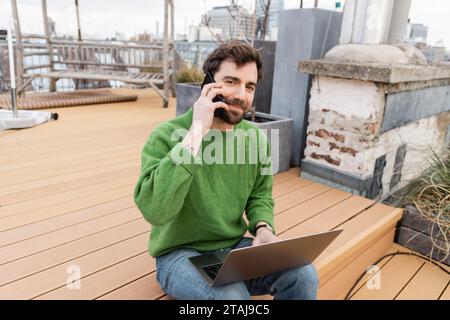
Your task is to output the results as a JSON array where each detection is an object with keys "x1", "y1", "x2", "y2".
[{"x1": 271, "y1": 8, "x2": 343, "y2": 167}]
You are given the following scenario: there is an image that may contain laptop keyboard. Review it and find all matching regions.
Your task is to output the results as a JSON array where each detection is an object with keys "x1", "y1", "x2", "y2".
[{"x1": 202, "y1": 263, "x2": 223, "y2": 280}]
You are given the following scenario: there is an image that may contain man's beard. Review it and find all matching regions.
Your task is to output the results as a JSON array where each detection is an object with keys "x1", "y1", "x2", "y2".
[{"x1": 214, "y1": 98, "x2": 248, "y2": 125}]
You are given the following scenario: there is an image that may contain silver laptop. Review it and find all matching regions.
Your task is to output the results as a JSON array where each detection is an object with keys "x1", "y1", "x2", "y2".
[{"x1": 189, "y1": 229, "x2": 343, "y2": 287}]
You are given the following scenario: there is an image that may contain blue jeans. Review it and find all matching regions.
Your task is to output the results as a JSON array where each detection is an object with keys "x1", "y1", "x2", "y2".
[{"x1": 155, "y1": 237, "x2": 319, "y2": 300}]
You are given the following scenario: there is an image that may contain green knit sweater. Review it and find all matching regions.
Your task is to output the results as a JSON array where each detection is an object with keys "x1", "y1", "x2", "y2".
[{"x1": 134, "y1": 108, "x2": 275, "y2": 257}]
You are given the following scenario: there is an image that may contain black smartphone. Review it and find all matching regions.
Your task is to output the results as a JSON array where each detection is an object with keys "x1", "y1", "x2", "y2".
[{"x1": 201, "y1": 72, "x2": 225, "y2": 103}]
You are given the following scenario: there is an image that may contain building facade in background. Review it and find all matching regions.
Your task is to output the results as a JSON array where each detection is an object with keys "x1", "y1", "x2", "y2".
[
  {"x1": 255, "y1": 0, "x2": 284, "y2": 40},
  {"x1": 408, "y1": 22, "x2": 448, "y2": 62},
  {"x1": 202, "y1": 5, "x2": 254, "y2": 41},
  {"x1": 408, "y1": 23, "x2": 428, "y2": 43}
]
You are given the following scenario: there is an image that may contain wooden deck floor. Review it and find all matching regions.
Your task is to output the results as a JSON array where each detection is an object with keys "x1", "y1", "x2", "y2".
[
  {"x1": 0, "y1": 88, "x2": 447, "y2": 300},
  {"x1": 348, "y1": 244, "x2": 450, "y2": 300}
]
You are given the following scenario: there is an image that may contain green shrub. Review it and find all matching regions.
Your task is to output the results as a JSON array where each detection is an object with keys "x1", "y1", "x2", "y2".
[
  {"x1": 399, "y1": 148, "x2": 449, "y2": 217},
  {"x1": 176, "y1": 66, "x2": 204, "y2": 84},
  {"x1": 397, "y1": 147, "x2": 449, "y2": 261}
]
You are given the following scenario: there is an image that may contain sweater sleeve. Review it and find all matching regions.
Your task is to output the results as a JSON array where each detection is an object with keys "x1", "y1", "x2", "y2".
[
  {"x1": 245, "y1": 131, "x2": 275, "y2": 236},
  {"x1": 134, "y1": 126, "x2": 201, "y2": 226}
]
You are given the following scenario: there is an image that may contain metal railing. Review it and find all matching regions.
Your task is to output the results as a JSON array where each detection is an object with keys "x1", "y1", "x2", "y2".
[
  {"x1": 0, "y1": 39, "x2": 165, "y2": 92},
  {"x1": 0, "y1": 39, "x2": 219, "y2": 93},
  {"x1": 176, "y1": 41, "x2": 217, "y2": 69},
  {"x1": 52, "y1": 40, "x2": 164, "y2": 71}
]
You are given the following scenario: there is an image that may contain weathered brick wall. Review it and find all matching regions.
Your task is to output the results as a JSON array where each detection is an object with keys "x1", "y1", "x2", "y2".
[
  {"x1": 304, "y1": 76, "x2": 385, "y2": 177},
  {"x1": 303, "y1": 75, "x2": 449, "y2": 198}
]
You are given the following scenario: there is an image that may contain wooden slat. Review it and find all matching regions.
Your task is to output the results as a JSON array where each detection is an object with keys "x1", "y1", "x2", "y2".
[
  {"x1": 0, "y1": 133, "x2": 141, "y2": 160},
  {"x1": 275, "y1": 189, "x2": 352, "y2": 233},
  {"x1": 34, "y1": 253, "x2": 155, "y2": 300},
  {"x1": 0, "y1": 176, "x2": 137, "y2": 218},
  {"x1": 0, "y1": 126, "x2": 145, "y2": 154},
  {"x1": 306, "y1": 202, "x2": 402, "y2": 291},
  {"x1": 343, "y1": 243, "x2": 450, "y2": 301},
  {"x1": 339, "y1": 244, "x2": 401, "y2": 300},
  {"x1": 0, "y1": 145, "x2": 139, "y2": 179},
  {"x1": 0, "y1": 119, "x2": 153, "y2": 149},
  {"x1": 318, "y1": 228, "x2": 396, "y2": 300},
  {"x1": 278, "y1": 195, "x2": 376, "y2": 241},
  {"x1": 0, "y1": 233, "x2": 149, "y2": 299},
  {"x1": 32, "y1": 71, "x2": 164, "y2": 85},
  {"x1": 0, "y1": 119, "x2": 152, "y2": 159},
  {"x1": 0, "y1": 161, "x2": 138, "y2": 197},
  {"x1": 390, "y1": 243, "x2": 450, "y2": 272},
  {"x1": 273, "y1": 183, "x2": 331, "y2": 215},
  {"x1": 0, "y1": 219, "x2": 149, "y2": 293},
  {"x1": 395, "y1": 262, "x2": 449, "y2": 300},
  {"x1": 97, "y1": 273, "x2": 165, "y2": 300},
  {"x1": 0, "y1": 143, "x2": 142, "y2": 173},
  {"x1": 0, "y1": 164, "x2": 295, "y2": 246},
  {"x1": 0, "y1": 207, "x2": 141, "y2": 266},
  {"x1": 0, "y1": 108, "x2": 170, "y2": 153},
  {"x1": 0, "y1": 185, "x2": 135, "y2": 231},
  {"x1": 272, "y1": 177, "x2": 313, "y2": 198},
  {"x1": 350, "y1": 254, "x2": 424, "y2": 300},
  {"x1": 0, "y1": 167, "x2": 137, "y2": 206},
  {"x1": 0, "y1": 196, "x2": 134, "y2": 247},
  {"x1": 439, "y1": 283, "x2": 450, "y2": 300},
  {"x1": 0, "y1": 115, "x2": 160, "y2": 147},
  {"x1": 324, "y1": 205, "x2": 398, "y2": 253},
  {"x1": 272, "y1": 167, "x2": 299, "y2": 185},
  {"x1": 315, "y1": 206, "x2": 403, "y2": 281}
]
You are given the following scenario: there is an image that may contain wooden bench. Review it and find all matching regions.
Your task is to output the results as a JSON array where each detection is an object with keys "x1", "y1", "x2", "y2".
[{"x1": 22, "y1": 70, "x2": 167, "y2": 106}]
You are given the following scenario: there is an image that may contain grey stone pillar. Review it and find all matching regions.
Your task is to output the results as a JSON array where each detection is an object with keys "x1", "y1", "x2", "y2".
[
  {"x1": 340, "y1": 0, "x2": 394, "y2": 45},
  {"x1": 388, "y1": 0, "x2": 412, "y2": 44},
  {"x1": 253, "y1": 40, "x2": 276, "y2": 115},
  {"x1": 270, "y1": 9, "x2": 343, "y2": 167},
  {"x1": 340, "y1": 0, "x2": 412, "y2": 45}
]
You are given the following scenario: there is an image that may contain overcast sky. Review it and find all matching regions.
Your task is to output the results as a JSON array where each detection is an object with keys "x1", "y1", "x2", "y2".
[{"x1": 0, "y1": 0, "x2": 448, "y2": 48}]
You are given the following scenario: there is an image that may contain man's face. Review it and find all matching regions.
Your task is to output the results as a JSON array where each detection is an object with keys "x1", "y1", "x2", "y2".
[{"x1": 212, "y1": 59, "x2": 258, "y2": 125}]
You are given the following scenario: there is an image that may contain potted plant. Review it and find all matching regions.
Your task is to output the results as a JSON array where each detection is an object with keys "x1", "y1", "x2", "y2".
[
  {"x1": 175, "y1": 66, "x2": 204, "y2": 116},
  {"x1": 395, "y1": 148, "x2": 449, "y2": 266},
  {"x1": 243, "y1": 111, "x2": 293, "y2": 174}
]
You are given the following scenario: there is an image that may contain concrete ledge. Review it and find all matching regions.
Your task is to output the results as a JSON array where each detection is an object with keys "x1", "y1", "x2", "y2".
[
  {"x1": 381, "y1": 86, "x2": 450, "y2": 132},
  {"x1": 301, "y1": 159, "x2": 373, "y2": 197},
  {"x1": 325, "y1": 44, "x2": 428, "y2": 66},
  {"x1": 299, "y1": 59, "x2": 450, "y2": 84}
]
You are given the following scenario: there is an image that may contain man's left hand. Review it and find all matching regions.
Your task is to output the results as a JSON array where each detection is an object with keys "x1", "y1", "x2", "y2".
[{"x1": 252, "y1": 227, "x2": 281, "y2": 246}]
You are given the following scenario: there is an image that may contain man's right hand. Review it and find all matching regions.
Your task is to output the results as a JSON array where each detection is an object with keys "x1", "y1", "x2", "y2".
[
  {"x1": 192, "y1": 82, "x2": 229, "y2": 137},
  {"x1": 181, "y1": 83, "x2": 229, "y2": 157}
]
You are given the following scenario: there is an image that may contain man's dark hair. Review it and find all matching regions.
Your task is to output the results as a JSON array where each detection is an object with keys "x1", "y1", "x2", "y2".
[{"x1": 203, "y1": 41, "x2": 263, "y2": 81}]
